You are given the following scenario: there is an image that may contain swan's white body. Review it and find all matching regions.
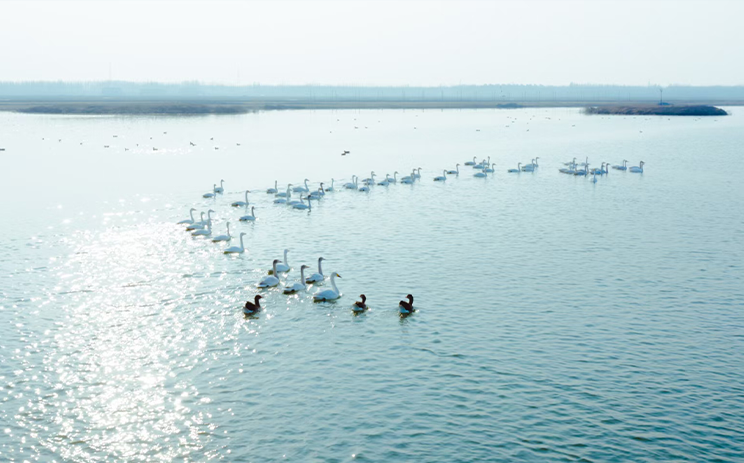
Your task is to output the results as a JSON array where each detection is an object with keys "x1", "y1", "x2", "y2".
[
  {"x1": 361, "y1": 172, "x2": 376, "y2": 185},
  {"x1": 214, "y1": 179, "x2": 225, "y2": 194},
  {"x1": 629, "y1": 161, "x2": 645, "y2": 173},
  {"x1": 464, "y1": 156, "x2": 477, "y2": 166},
  {"x1": 266, "y1": 180, "x2": 278, "y2": 194},
  {"x1": 508, "y1": 163, "x2": 522, "y2": 173},
  {"x1": 258, "y1": 260, "x2": 281, "y2": 287},
  {"x1": 305, "y1": 257, "x2": 325, "y2": 283},
  {"x1": 223, "y1": 232, "x2": 247, "y2": 254},
  {"x1": 231, "y1": 190, "x2": 250, "y2": 207},
  {"x1": 212, "y1": 222, "x2": 231, "y2": 242},
  {"x1": 274, "y1": 249, "x2": 290, "y2": 273},
  {"x1": 433, "y1": 169, "x2": 447, "y2": 181},
  {"x1": 274, "y1": 187, "x2": 292, "y2": 204},
  {"x1": 186, "y1": 210, "x2": 214, "y2": 230},
  {"x1": 275, "y1": 185, "x2": 292, "y2": 198},
  {"x1": 484, "y1": 163, "x2": 495, "y2": 173},
  {"x1": 283, "y1": 265, "x2": 308, "y2": 294},
  {"x1": 344, "y1": 176, "x2": 358, "y2": 189},
  {"x1": 377, "y1": 175, "x2": 391, "y2": 186},
  {"x1": 412, "y1": 168, "x2": 422, "y2": 179},
  {"x1": 446, "y1": 164, "x2": 460, "y2": 175},
  {"x1": 239, "y1": 206, "x2": 256, "y2": 221},
  {"x1": 474, "y1": 168, "x2": 487, "y2": 178},
  {"x1": 612, "y1": 160, "x2": 628, "y2": 171},
  {"x1": 293, "y1": 196, "x2": 312, "y2": 209},
  {"x1": 358, "y1": 184, "x2": 370, "y2": 192},
  {"x1": 177, "y1": 208, "x2": 197, "y2": 225},
  {"x1": 313, "y1": 273, "x2": 341, "y2": 301},
  {"x1": 325, "y1": 179, "x2": 335, "y2": 191},
  {"x1": 388, "y1": 172, "x2": 399, "y2": 183},
  {"x1": 293, "y1": 179, "x2": 310, "y2": 193},
  {"x1": 521, "y1": 160, "x2": 536, "y2": 172},
  {"x1": 203, "y1": 184, "x2": 217, "y2": 198},
  {"x1": 192, "y1": 221, "x2": 212, "y2": 236}
]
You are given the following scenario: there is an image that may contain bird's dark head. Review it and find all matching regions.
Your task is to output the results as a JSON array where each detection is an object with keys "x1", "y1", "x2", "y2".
[{"x1": 407, "y1": 294, "x2": 414, "y2": 301}]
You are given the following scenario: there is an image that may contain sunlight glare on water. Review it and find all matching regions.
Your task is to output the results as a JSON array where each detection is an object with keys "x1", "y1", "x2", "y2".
[{"x1": 1, "y1": 108, "x2": 743, "y2": 461}]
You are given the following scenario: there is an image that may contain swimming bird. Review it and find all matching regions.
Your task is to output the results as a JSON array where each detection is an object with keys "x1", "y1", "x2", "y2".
[
  {"x1": 186, "y1": 212, "x2": 206, "y2": 231},
  {"x1": 612, "y1": 160, "x2": 628, "y2": 171},
  {"x1": 266, "y1": 181, "x2": 278, "y2": 194},
  {"x1": 344, "y1": 176, "x2": 358, "y2": 189},
  {"x1": 464, "y1": 156, "x2": 477, "y2": 166},
  {"x1": 388, "y1": 172, "x2": 399, "y2": 184},
  {"x1": 293, "y1": 179, "x2": 310, "y2": 193},
  {"x1": 352, "y1": 294, "x2": 367, "y2": 313},
  {"x1": 433, "y1": 170, "x2": 447, "y2": 181},
  {"x1": 239, "y1": 206, "x2": 257, "y2": 221},
  {"x1": 258, "y1": 260, "x2": 282, "y2": 288},
  {"x1": 446, "y1": 164, "x2": 460, "y2": 175},
  {"x1": 399, "y1": 294, "x2": 414, "y2": 315},
  {"x1": 412, "y1": 168, "x2": 422, "y2": 179},
  {"x1": 629, "y1": 161, "x2": 645, "y2": 173},
  {"x1": 214, "y1": 180, "x2": 225, "y2": 194},
  {"x1": 474, "y1": 168, "x2": 487, "y2": 178},
  {"x1": 507, "y1": 163, "x2": 522, "y2": 173},
  {"x1": 231, "y1": 190, "x2": 250, "y2": 207},
  {"x1": 313, "y1": 273, "x2": 342, "y2": 301},
  {"x1": 484, "y1": 163, "x2": 495, "y2": 173},
  {"x1": 305, "y1": 257, "x2": 325, "y2": 283},
  {"x1": 358, "y1": 184, "x2": 370, "y2": 192},
  {"x1": 275, "y1": 185, "x2": 292, "y2": 198},
  {"x1": 325, "y1": 179, "x2": 335, "y2": 191},
  {"x1": 191, "y1": 221, "x2": 212, "y2": 237},
  {"x1": 283, "y1": 265, "x2": 309, "y2": 294},
  {"x1": 243, "y1": 295, "x2": 262, "y2": 315},
  {"x1": 293, "y1": 195, "x2": 312, "y2": 209},
  {"x1": 271, "y1": 249, "x2": 291, "y2": 273},
  {"x1": 223, "y1": 232, "x2": 247, "y2": 254},
  {"x1": 177, "y1": 208, "x2": 197, "y2": 225},
  {"x1": 203, "y1": 184, "x2": 217, "y2": 198},
  {"x1": 212, "y1": 222, "x2": 232, "y2": 242},
  {"x1": 521, "y1": 160, "x2": 536, "y2": 172},
  {"x1": 591, "y1": 172, "x2": 598, "y2": 183},
  {"x1": 377, "y1": 175, "x2": 391, "y2": 186},
  {"x1": 361, "y1": 172, "x2": 376, "y2": 185}
]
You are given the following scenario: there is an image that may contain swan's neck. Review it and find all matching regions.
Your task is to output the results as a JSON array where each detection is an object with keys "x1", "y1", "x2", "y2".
[
  {"x1": 239, "y1": 234, "x2": 244, "y2": 249},
  {"x1": 226, "y1": 223, "x2": 230, "y2": 236},
  {"x1": 300, "y1": 267, "x2": 306, "y2": 288},
  {"x1": 244, "y1": 191, "x2": 249, "y2": 203},
  {"x1": 189, "y1": 210, "x2": 195, "y2": 221},
  {"x1": 274, "y1": 180, "x2": 278, "y2": 189},
  {"x1": 251, "y1": 206, "x2": 255, "y2": 217},
  {"x1": 283, "y1": 250, "x2": 289, "y2": 266},
  {"x1": 331, "y1": 274, "x2": 339, "y2": 294},
  {"x1": 304, "y1": 179, "x2": 308, "y2": 188},
  {"x1": 318, "y1": 259, "x2": 323, "y2": 275}
]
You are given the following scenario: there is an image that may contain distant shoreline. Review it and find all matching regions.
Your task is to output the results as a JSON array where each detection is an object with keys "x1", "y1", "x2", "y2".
[
  {"x1": 585, "y1": 105, "x2": 728, "y2": 116},
  {"x1": 0, "y1": 99, "x2": 739, "y2": 115}
]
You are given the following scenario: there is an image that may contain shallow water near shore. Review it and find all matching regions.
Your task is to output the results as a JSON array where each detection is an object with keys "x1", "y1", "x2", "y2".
[{"x1": 1, "y1": 108, "x2": 743, "y2": 462}]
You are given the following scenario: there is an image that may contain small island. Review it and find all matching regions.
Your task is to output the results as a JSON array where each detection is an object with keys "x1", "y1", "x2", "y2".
[{"x1": 585, "y1": 105, "x2": 727, "y2": 116}]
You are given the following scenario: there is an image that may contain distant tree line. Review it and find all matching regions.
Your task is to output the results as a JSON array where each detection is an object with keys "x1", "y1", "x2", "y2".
[{"x1": 1, "y1": 81, "x2": 744, "y2": 102}]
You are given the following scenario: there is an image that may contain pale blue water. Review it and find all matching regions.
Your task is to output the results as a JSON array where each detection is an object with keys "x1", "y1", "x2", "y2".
[{"x1": 1, "y1": 108, "x2": 743, "y2": 462}]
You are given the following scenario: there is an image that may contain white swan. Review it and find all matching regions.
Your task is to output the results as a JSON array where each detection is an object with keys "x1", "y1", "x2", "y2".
[
  {"x1": 224, "y1": 232, "x2": 247, "y2": 253},
  {"x1": 464, "y1": 156, "x2": 477, "y2": 166},
  {"x1": 212, "y1": 222, "x2": 231, "y2": 242},
  {"x1": 433, "y1": 169, "x2": 447, "y2": 181},
  {"x1": 361, "y1": 172, "x2": 376, "y2": 185},
  {"x1": 563, "y1": 157, "x2": 577, "y2": 166},
  {"x1": 325, "y1": 179, "x2": 335, "y2": 191},
  {"x1": 305, "y1": 257, "x2": 325, "y2": 283},
  {"x1": 574, "y1": 164, "x2": 588, "y2": 176},
  {"x1": 293, "y1": 195, "x2": 312, "y2": 209},
  {"x1": 283, "y1": 265, "x2": 309, "y2": 294},
  {"x1": 446, "y1": 164, "x2": 460, "y2": 175},
  {"x1": 214, "y1": 179, "x2": 225, "y2": 194},
  {"x1": 612, "y1": 160, "x2": 628, "y2": 171},
  {"x1": 507, "y1": 163, "x2": 522, "y2": 173},
  {"x1": 629, "y1": 161, "x2": 645, "y2": 173},
  {"x1": 177, "y1": 208, "x2": 197, "y2": 225},
  {"x1": 273, "y1": 249, "x2": 291, "y2": 273},
  {"x1": 258, "y1": 260, "x2": 281, "y2": 288},
  {"x1": 231, "y1": 190, "x2": 250, "y2": 207},
  {"x1": 412, "y1": 168, "x2": 422, "y2": 179},
  {"x1": 186, "y1": 210, "x2": 214, "y2": 230},
  {"x1": 275, "y1": 185, "x2": 292, "y2": 198},
  {"x1": 266, "y1": 180, "x2": 278, "y2": 194},
  {"x1": 400, "y1": 174, "x2": 414, "y2": 184},
  {"x1": 474, "y1": 168, "x2": 487, "y2": 178},
  {"x1": 191, "y1": 221, "x2": 212, "y2": 237},
  {"x1": 344, "y1": 176, "x2": 358, "y2": 189},
  {"x1": 293, "y1": 179, "x2": 310, "y2": 193},
  {"x1": 591, "y1": 171, "x2": 598, "y2": 183},
  {"x1": 388, "y1": 172, "x2": 399, "y2": 183},
  {"x1": 484, "y1": 163, "x2": 495, "y2": 173},
  {"x1": 274, "y1": 186, "x2": 292, "y2": 204},
  {"x1": 521, "y1": 160, "x2": 536, "y2": 172},
  {"x1": 203, "y1": 184, "x2": 217, "y2": 198},
  {"x1": 239, "y1": 206, "x2": 257, "y2": 221},
  {"x1": 313, "y1": 273, "x2": 342, "y2": 301},
  {"x1": 377, "y1": 175, "x2": 391, "y2": 186}
]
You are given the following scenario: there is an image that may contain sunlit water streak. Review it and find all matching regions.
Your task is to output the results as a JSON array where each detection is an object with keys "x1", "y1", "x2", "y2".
[{"x1": 1, "y1": 108, "x2": 743, "y2": 461}]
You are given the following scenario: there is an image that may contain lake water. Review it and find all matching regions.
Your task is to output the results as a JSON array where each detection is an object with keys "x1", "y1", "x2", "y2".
[{"x1": 1, "y1": 108, "x2": 743, "y2": 462}]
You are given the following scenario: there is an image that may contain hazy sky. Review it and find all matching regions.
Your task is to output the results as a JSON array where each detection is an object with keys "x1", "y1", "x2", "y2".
[{"x1": 1, "y1": 0, "x2": 742, "y2": 86}]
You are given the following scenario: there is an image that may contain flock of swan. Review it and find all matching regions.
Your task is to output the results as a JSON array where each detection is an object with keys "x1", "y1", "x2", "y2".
[{"x1": 177, "y1": 155, "x2": 645, "y2": 317}]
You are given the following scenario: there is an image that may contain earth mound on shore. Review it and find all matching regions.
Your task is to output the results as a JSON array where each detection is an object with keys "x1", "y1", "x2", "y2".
[{"x1": 585, "y1": 105, "x2": 727, "y2": 116}]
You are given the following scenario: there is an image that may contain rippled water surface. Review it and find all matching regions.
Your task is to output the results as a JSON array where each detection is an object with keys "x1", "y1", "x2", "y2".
[{"x1": 1, "y1": 108, "x2": 743, "y2": 462}]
